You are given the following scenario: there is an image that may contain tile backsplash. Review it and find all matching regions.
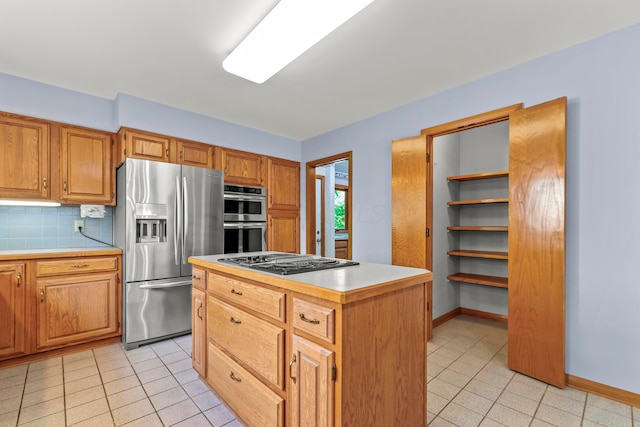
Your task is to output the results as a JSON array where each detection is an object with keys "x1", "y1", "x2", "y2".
[{"x1": 0, "y1": 206, "x2": 113, "y2": 250}]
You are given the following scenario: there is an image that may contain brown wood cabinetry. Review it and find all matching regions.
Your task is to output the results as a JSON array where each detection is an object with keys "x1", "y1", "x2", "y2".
[
  {"x1": 117, "y1": 128, "x2": 172, "y2": 163},
  {"x1": 266, "y1": 157, "x2": 300, "y2": 253},
  {"x1": 334, "y1": 240, "x2": 348, "y2": 259},
  {"x1": 267, "y1": 158, "x2": 300, "y2": 210},
  {"x1": 35, "y1": 255, "x2": 120, "y2": 351},
  {"x1": 218, "y1": 147, "x2": 265, "y2": 186},
  {"x1": 268, "y1": 211, "x2": 300, "y2": 254},
  {"x1": 177, "y1": 139, "x2": 214, "y2": 168},
  {"x1": 190, "y1": 258, "x2": 431, "y2": 427},
  {"x1": 0, "y1": 114, "x2": 50, "y2": 201},
  {"x1": 60, "y1": 126, "x2": 115, "y2": 205},
  {"x1": 0, "y1": 263, "x2": 28, "y2": 360},
  {"x1": 192, "y1": 287, "x2": 206, "y2": 376}
]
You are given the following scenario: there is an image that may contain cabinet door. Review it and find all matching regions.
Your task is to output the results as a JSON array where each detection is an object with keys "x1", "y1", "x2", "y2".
[
  {"x1": 267, "y1": 157, "x2": 300, "y2": 210},
  {"x1": 290, "y1": 335, "x2": 334, "y2": 427},
  {"x1": 267, "y1": 211, "x2": 300, "y2": 253},
  {"x1": 36, "y1": 273, "x2": 119, "y2": 350},
  {"x1": 0, "y1": 263, "x2": 27, "y2": 359},
  {"x1": 192, "y1": 287, "x2": 206, "y2": 377},
  {"x1": 220, "y1": 148, "x2": 265, "y2": 186},
  {"x1": 508, "y1": 97, "x2": 566, "y2": 388},
  {"x1": 123, "y1": 129, "x2": 171, "y2": 162},
  {"x1": 60, "y1": 126, "x2": 114, "y2": 205},
  {"x1": 178, "y1": 140, "x2": 213, "y2": 168},
  {"x1": 0, "y1": 115, "x2": 50, "y2": 200}
]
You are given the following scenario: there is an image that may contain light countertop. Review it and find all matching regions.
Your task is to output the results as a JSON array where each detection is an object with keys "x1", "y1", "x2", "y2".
[{"x1": 189, "y1": 251, "x2": 432, "y2": 304}]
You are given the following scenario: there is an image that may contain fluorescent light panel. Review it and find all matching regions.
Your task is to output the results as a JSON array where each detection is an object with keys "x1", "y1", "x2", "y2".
[
  {"x1": 223, "y1": 0, "x2": 375, "y2": 84},
  {"x1": 0, "y1": 200, "x2": 61, "y2": 207}
]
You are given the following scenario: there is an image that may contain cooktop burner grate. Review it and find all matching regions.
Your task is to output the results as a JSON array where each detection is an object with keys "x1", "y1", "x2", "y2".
[{"x1": 218, "y1": 253, "x2": 359, "y2": 275}]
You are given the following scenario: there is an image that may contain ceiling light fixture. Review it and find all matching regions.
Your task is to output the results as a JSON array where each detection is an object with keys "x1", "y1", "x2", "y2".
[{"x1": 223, "y1": 0, "x2": 375, "y2": 84}]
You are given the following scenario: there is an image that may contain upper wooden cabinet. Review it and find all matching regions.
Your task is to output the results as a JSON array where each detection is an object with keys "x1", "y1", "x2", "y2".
[
  {"x1": 218, "y1": 147, "x2": 265, "y2": 186},
  {"x1": 0, "y1": 114, "x2": 50, "y2": 200},
  {"x1": 267, "y1": 157, "x2": 300, "y2": 210},
  {"x1": 60, "y1": 126, "x2": 115, "y2": 205},
  {"x1": 268, "y1": 210, "x2": 300, "y2": 254},
  {"x1": 177, "y1": 139, "x2": 214, "y2": 168},
  {"x1": 117, "y1": 128, "x2": 172, "y2": 164}
]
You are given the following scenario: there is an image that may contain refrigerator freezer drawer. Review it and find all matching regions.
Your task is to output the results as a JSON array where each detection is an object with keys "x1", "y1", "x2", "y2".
[{"x1": 124, "y1": 278, "x2": 192, "y2": 349}]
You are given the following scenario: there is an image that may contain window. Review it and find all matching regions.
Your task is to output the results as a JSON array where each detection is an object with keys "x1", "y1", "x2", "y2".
[{"x1": 334, "y1": 186, "x2": 348, "y2": 231}]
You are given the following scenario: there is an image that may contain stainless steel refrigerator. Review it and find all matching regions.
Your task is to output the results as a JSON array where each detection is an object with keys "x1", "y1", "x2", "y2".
[{"x1": 114, "y1": 158, "x2": 224, "y2": 349}]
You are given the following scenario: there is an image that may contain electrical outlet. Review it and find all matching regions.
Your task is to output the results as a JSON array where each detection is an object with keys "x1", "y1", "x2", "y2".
[{"x1": 74, "y1": 220, "x2": 84, "y2": 232}]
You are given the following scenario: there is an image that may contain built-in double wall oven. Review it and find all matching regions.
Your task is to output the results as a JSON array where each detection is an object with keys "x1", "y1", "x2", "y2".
[{"x1": 223, "y1": 184, "x2": 267, "y2": 254}]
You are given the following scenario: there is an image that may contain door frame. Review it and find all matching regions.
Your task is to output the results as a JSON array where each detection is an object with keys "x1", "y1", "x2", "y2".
[
  {"x1": 315, "y1": 174, "x2": 326, "y2": 256},
  {"x1": 305, "y1": 152, "x2": 353, "y2": 257},
  {"x1": 420, "y1": 104, "x2": 523, "y2": 281}
]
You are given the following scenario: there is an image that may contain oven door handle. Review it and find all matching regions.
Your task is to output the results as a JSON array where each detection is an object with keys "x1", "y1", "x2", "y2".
[
  {"x1": 224, "y1": 222, "x2": 267, "y2": 229},
  {"x1": 139, "y1": 280, "x2": 192, "y2": 289},
  {"x1": 223, "y1": 194, "x2": 266, "y2": 202}
]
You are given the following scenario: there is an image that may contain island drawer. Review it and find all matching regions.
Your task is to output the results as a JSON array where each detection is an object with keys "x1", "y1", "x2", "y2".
[
  {"x1": 192, "y1": 268, "x2": 206, "y2": 290},
  {"x1": 208, "y1": 296, "x2": 285, "y2": 389},
  {"x1": 207, "y1": 343, "x2": 284, "y2": 427},
  {"x1": 36, "y1": 256, "x2": 118, "y2": 277},
  {"x1": 292, "y1": 297, "x2": 335, "y2": 344},
  {"x1": 208, "y1": 273, "x2": 285, "y2": 322}
]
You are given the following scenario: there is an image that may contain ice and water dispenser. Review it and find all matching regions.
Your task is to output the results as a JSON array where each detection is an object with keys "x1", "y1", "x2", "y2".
[{"x1": 134, "y1": 203, "x2": 168, "y2": 244}]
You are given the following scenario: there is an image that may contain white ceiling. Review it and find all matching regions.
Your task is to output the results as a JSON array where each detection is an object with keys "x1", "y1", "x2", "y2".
[{"x1": 2, "y1": 1, "x2": 640, "y2": 141}]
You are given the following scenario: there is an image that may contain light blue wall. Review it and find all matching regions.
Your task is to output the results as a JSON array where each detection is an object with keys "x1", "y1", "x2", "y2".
[{"x1": 301, "y1": 23, "x2": 640, "y2": 394}]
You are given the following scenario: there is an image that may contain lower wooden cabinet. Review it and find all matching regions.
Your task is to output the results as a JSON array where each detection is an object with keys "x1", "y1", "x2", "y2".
[
  {"x1": 289, "y1": 335, "x2": 334, "y2": 427},
  {"x1": 0, "y1": 263, "x2": 27, "y2": 360},
  {"x1": 0, "y1": 252, "x2": 122, "y2": 363},
  {"x1": 192, "y1": 287, "x2": 206, "y2": 377},
  {"x1": 35, "y1": 272, "x2": 118, "y2": 350},
  {"x1": 334, "y1": 240, "x2": 348, "y2": 259}
]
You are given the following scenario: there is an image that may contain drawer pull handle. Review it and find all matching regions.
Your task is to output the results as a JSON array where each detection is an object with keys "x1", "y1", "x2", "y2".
[
  {"x1": 197, "y1": 303, "x2": 203, "y2": 320},
  {"x1": 230, "y1": 317, "x2": 242, "y2": 324},
  {"x1": 229, "y1": 372, "x2": 242, "y2": 382},
  {"x1": 289, "y1": 354, "x2": 297, "y2": 384},
  {"x1": 299, "y1": 313, "x2": 320, "y2": 324},
  {"x1": 230, "y1": 289, "x2": 243, "y2": 296},
  {"x1": 71, "y1": 263, "x2": 90, "y2": 268},
  {"x1": 40, "y1": 288, "x2": 45, "y2": 303}
]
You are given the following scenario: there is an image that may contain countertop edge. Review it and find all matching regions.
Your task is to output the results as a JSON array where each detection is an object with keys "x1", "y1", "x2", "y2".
[
  {"x1": 189, "y1": 255, "x2": 433, "y2": 304},
  {"x1": 0, "y1": 247, "x2": 122, "y2": 261}
]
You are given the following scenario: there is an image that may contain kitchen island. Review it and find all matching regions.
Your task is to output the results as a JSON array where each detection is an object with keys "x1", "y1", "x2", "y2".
[{"x1": 188, "y1": 252, "x2": 433, "y2": 427}]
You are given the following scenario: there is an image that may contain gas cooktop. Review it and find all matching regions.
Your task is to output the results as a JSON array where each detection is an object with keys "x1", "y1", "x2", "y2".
[{"x1": 217, "y1": 253, "x2": 359, "y2": 275}]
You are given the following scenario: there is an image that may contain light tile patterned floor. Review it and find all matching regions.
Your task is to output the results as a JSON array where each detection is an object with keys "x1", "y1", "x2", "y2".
[
  {"x1": 427, "y1": 315, "x2": 640, "y2": 426},
  {"x1": 1, "y1": 316, "x2": 638, "y2": 426}
]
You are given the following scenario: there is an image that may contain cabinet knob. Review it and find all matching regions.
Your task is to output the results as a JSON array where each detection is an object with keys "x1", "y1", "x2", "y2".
[
  {"x1": 16, "y1": 272, "x2": 21, "y2": 288},
  {"x1": 230, "y1": 289, "x2": 243, "y2": 296},
  {"x1": 229, "y1": 317, "x2": 242, "y2": 324},
  {"x1": 229, "y1": 372, "x2": 242, "y2": 382},
  {"x1": 197, "y1": 303, "x2": 203, "y2": 320},
  {"x1": 40, "y1": 288, "x2": 45, "y2": 303},
  {"x1": 63, "y1": 181, "x2": 67, "y2": 192},
  {"x1": 43, "y1": 177, "x2": 47, "y2": 190}
]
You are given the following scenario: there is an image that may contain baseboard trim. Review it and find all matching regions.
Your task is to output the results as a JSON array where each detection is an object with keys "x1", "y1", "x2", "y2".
[
  {"x1": 433, "y1": 308, "x2": 461, "y2": 328},
  {"x1": 459, "y1": 307, "x2": 508, "y2": 324},
  {"x1": 566, "y1": 374, "x2": 640, "y2": 407}
]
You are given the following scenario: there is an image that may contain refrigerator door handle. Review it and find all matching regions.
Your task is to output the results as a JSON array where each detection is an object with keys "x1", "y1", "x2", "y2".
[
  {"x1": 174, "y1": 176, "x2": 181, "y2": 265},
  {"x1": 182, "y1": 176, "x2": 189, "y2": 264},
  {"x1": 139, "y1": 280, "x2": 192, "y2": 289}
]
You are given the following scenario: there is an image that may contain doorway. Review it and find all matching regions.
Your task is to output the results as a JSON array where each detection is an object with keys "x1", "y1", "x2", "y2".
[{"x1": 305, "y1": 152, "x2": 353, "y2": 259}]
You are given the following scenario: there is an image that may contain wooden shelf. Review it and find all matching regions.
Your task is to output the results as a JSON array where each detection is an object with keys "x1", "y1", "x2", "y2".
[
  {"x1": 447, "y1": 273, "x2": 508, "y2": 288},
  {"x1": 447, "y1": 250, "x2": 508, "y2": 260},
  {"x1": 447, "y1": 170, "x2": 509, "y2": 182},
  {"x1": 448, "y1": 198, "x2": 508, "y2": 206},
  {"x1": 447, "y1": 226, "x2": 508, "y2": 232}
]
